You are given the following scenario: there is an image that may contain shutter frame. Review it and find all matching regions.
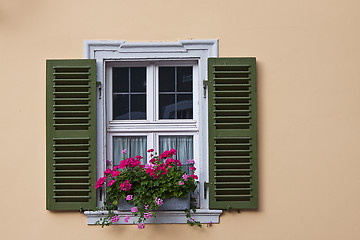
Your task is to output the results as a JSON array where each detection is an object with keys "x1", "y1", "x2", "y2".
[
  {"x1": 208, "y1": 57, "x2": 258, "y2": 210},
  {"x1": 46, "y1": 59, "x2": 97, "y2": 210}
]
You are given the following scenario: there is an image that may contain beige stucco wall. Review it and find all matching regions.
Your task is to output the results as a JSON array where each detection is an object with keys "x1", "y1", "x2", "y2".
[{"x1": 1, "y1": 0, "x2": 360, "y2": 239}]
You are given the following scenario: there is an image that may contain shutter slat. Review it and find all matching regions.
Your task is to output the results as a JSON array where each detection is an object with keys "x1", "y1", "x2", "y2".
[
  {"x1": 46, "y1": 59, "x2": 96, "y2": 211},
  {"x1": 209, "y1": 58, "x2": 257, "y2": 210}
]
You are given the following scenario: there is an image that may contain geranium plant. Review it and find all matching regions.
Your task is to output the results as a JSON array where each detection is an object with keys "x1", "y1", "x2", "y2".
[{"x1": 94, "y1": 148, "x2": 201, "y2": 229}]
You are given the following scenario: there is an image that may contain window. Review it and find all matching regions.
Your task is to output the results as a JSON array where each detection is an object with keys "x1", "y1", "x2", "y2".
[
  {"x1": 106, "y1": 61, "x2": 199, "y2": 177},
  {"x1": 46, "y1": 40, "x2": 258, "y2": 225}
]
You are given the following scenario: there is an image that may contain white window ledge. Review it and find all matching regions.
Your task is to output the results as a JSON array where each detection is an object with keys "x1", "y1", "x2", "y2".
[{"x1": 84, "y1": 209, "x2": 222, "y2": 225}]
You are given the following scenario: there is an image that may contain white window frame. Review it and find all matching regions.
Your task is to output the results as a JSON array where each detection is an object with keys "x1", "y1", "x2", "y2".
[{"x1": 83, "y1": 40, "x2": 222, "y2": 224}]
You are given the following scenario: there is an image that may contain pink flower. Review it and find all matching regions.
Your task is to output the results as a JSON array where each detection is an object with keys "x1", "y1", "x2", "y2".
[
  {"x1": 144, "y1": 163, "x2": 155, "y2": 169},
  {"x1": 120, "y1": 180, "x2": 132, "y2": 191},
  {"x1": 165, "y1": 158, "x2": 182, "y2": 166},
  {"x1": 124, "y1": 215, "x2": 130, "y2": 222},
  {"x1": 159, "y1": 150, "x2": 169, "y2": 159},
  {"x1": 113, "y1": 166, "x2": 120, "y2": 170},
  {"x1": 95, "y1": 176, "x2": 106, "y2": 189},
  {"x1": 137, "y1": 223, "x2": 145, "y2": 229},
  {"x1": 131, "y1": 207, "x2": 138, "y2": 213},
  {"x1": 147, "y1": 149, "x2": 154, "y2": 152},
  {"x1": 187, "y1": 159, "x2": 195, "y2": 164},
  {"x1": 135, "y1": 155, "x2": 143, "y2": 160},
  {"x1": 124, "y1": 215, "x2": 130, "y2": 223},
  {"x1": 108, "y1": 180, "x2": 115, "y2": 186},
  {"x1": 144, "y1": 212, "x2": 152, "y2": 219},
  {"x1": 104, "y1": 168, "x2": 111, "y2": 175},
  {"x1": 111, "y1": 215, "x2": 119, "y2": 223},
  {"x1": 122, "y1": 149, "x2": 126, "y2": 154},
  {"x1": 106, "y1": 160, "x2": 112, "y2": 166},
  {"x1": 191, "y1": 217, "x2": 195, "y2": 222},
  {"x1": 145, "y1": 205, "x2": 149, "y2": 210},
  {"x1": 155, "y1": 197, "x2": 163, "y2": 206},
  {"x1": 112, "y1": 170, "x2": 120, "y2": 177},
  {"x1": 119, "y1": 158, "x2": 142, "y2": 168},
  {"x1": 182, "y1": 173, "x2": 189, "y2": 181},
  {"x1": 190, "y1": 167, "x2": 196, "y2": 171},
  {"x1": 191, "y1": 174, "x2": 198, "y2": 180},
  {"x1": 169, "y1": 148, "x2": 177, "y2": 156},
  {"x1": 179, "y1": 181, "x2": 184, "y2": 185},
  {"x1": 126, "y1": 195, "x2": 133, "y2": 201}
]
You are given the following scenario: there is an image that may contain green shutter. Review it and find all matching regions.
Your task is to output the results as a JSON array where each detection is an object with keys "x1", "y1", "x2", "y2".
[
  {"x1": 208, "y1": 57, "x2": 257, "y2": 210},
  {"x1": 46, "y1": 59, "x2": 97, "y2": 210}
]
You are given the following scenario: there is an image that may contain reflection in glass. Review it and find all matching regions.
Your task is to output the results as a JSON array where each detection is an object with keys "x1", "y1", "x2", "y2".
[
  {"x1": 113, "y1": 94, "x2": 129, "y2": 120},
  {"x1": 131, "y1": 94, "x2": 146, "y2": 120},
  {"x1": 159, "y1": 94, "x2": 175, "y2": 119},
  {"x1": 177, "y1": 67, "x2": 192, "y2": 92},
  {"x1": 177, "y1": 94, "x2": 193, "y2": 119},
  {"x1": 113, "y1": 136, "x2": 147, "y2": 166}
]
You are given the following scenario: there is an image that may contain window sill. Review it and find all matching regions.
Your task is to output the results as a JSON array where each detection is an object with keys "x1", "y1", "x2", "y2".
[{"x1": 84, "y1": 209, "x2": 222, "y2": 225}]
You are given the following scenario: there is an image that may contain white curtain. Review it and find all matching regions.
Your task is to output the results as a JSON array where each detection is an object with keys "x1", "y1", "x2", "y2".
[
  {"x1": 113, "y1": 136, "x2": 147, "y2": 165},
  {"x1": 159, "y1": 136, "x2": 193, "y2": 172}
]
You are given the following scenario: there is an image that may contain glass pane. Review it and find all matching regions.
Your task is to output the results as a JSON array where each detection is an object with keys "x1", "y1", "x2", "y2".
[
  {"x1": 159, "y1": 136, "x2": 194, "y2": 172},
  {"x1": 113, "y1": 67, "x2": 129, "y2": 93},
  {"x1": 159, "y1": 67, "x2": 175, "y2": 92},
  {"x1": 159, "y1": 94, "x2": 175, "y2": 119},
  {"x1": 113, "y1": 94, "x2": 129, "y2": 120},
  {"x1": 113, "y1": 136, "x2": 147, "y2": 166},
  {"x1": 130, "y1": 67, "x2": 146, "y2": 92},
  {"x1": 177, "y1": 94, "x2": 193, "y2": 119},
  {"x1": 130, "y1": 94, "x2": 146, "y2": 120},
  {"x1": 177, "y1": 67, "x2": 192, "y2": 92}
]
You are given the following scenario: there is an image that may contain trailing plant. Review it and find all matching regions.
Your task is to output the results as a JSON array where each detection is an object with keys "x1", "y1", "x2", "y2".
[{"x1": 94, "y1": 148, "x2": 201, "y2": 229}]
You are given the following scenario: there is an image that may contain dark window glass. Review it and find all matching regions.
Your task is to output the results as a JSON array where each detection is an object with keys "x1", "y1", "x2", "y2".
[
  {"x1": 159, "y1": 94, "x2": 175, "y2": 119},
  {"x1": 131, "y1": 68, "x2": 146, "y2": 92},
  {"x1": 113, "y1": 67, "x2": 146, "y2": 120},
  {"x1": 177, "y1": 67, "x2": 192, "y2": 92},
  {"x1": 113, "y1": 94, "x2": 129, "y2": 120},
  {"x1": 159, "y1": 67, "x2": 175, "y2": 92},
  {"x1": 131, "y1": 94, "x2": 146, "y2": 119},
  {"x1": 113, "y1": 68, "x2": 129, "y2": 92},
  {"x1": 177, "y1": 94, "x2": 193, "y2": 119},
  {"x1": 159, "y1": 66, "x2": 193, "y2": 119}
]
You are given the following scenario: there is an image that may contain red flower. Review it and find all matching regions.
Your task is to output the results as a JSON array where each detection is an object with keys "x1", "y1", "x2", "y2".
[{"x1": 191, "y1": 174, "x2": 198, "y2": 180}]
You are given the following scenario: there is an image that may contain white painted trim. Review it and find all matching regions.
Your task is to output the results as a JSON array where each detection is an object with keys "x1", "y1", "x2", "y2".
[
  {"x1": 84, "y1": 209, "x2": 222, "y2": 225},
  {"x1": 84, "y1": 39, "x2": 219, "y2": 220}
]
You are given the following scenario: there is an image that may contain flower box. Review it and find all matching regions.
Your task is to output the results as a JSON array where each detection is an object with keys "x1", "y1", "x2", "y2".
[
  {"x1": 117, "y1": 195, "x2": 190, "y2": 211},
  {"x1": 94, "y1": 148, "x2": 201, "y2": 228}
]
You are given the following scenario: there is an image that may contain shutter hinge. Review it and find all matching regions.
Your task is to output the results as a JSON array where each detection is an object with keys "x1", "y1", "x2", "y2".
[
  {"x1": 204, "y1": 181, "x2": 209, "y2": 199},
  {"x1": 203, "y1": 80, "x2": 208, "y2": 98},
  {"x1": 96, "y1": 81, "x2": 102, "y2": 99}
]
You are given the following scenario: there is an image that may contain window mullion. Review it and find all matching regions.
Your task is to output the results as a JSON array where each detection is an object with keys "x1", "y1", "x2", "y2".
[{"x1": 153, "y1": 64, "x2": 159, "y2": 122}]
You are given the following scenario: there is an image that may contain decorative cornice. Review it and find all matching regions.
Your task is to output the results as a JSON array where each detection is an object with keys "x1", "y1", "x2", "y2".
[{"x1": 84, "y1": 39, "x2": 218, "y2": 59}]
